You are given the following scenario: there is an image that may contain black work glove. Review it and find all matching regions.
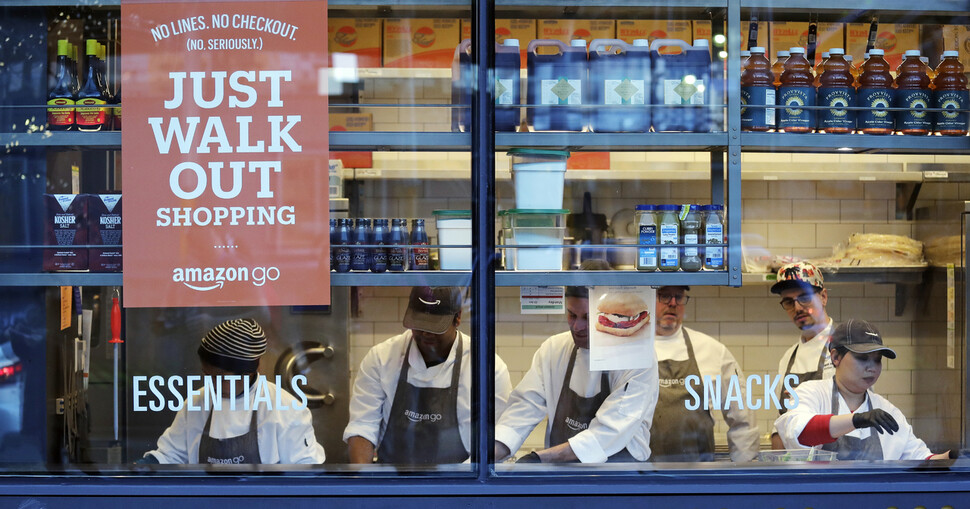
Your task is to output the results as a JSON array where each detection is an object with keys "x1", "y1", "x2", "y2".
[
  {"x1": 134, "y1": 454, "x2": 160, "y2": 465},
  {"x1": 948, "y1": 449, "x2": 970, "y2": 459},
  {"x1": 852, "y1": 409, "x2": 899, "y2": 435},
  {"x1": 515, "y1": 451, "x2": 542, "y2": 463}
]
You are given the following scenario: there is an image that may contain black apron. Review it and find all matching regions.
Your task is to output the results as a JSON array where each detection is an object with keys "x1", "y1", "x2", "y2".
[
  {"x1": 198, "y1": 406, "x2": 261, "y2": 464},
  {"x1": 548, "y1": 346, "x2": 635, "y2": 462},
  {"x1": 649, "y1": 329, "x2": 716, "y2": 462},
  {"x1": 779, "y1": 331, "x2": 831, "y2": 415},
  {"x1": 376, "y1": 335, "x2": 468, "y2": 464},
  {"x1": 821, "y1": 380, "x2": 884, "y2": 460}
]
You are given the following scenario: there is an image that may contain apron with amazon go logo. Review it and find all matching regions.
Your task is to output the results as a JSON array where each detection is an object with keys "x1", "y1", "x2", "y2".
[
  {"x1": 649, "y1": 329, "x2": 715, "y2": 462},
  {"x1": 548, "y1": 346, "x2": 635, "y2": 462},
  {"x1": 198, "y1": 408, "x2": 261, "y2": 464},
  {"x1": 377, "y1": 336, "x2": 468, "y2": 464},
  {"x1": 779, "y1": 334, "x2": 831, "y2": 415}
]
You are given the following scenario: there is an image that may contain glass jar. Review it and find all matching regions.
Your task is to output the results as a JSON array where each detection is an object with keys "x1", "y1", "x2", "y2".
[
  {"x1": 702, "y1": 205, "x2": 725, "y2": 270},
  {"x1": 634, "y1": 205, "x2": 658, "y2": 271}
]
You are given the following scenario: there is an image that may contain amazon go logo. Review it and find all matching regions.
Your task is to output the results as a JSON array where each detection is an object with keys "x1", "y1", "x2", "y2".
[
  {"x1": 334, "y1": 25, "x2": 358, "y2": 47},
  {"x1": 412, "y1": 26, "x2": 436, "y2": 48},
  {"x1": 172, "y1": 266, "x2": 280, "y2": 292}
]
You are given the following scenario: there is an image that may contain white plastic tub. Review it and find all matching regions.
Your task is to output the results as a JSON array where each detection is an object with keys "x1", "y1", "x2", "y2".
[
  {"x1": 433, "y1": 210, "x2": 472, "y2": 270},
  {"x1": 513, "y1": 226, "x2": 566, "y2": 270},
  {"x1": 509, "y1": 149, "x2": 569, "y2": 209}
]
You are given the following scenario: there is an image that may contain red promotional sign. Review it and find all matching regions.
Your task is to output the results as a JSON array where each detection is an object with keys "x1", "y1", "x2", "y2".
[{"x1": 122, "y1": 0, "x2": 330, "y2": 308}]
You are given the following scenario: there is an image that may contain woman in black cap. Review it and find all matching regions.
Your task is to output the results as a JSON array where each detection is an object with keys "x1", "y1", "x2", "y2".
[
  {"x1": 137, "y1": 318, "x2": 326, "y2": 464},
  {"x1": 773, "y1": 319, "x2": 951, "y2": 461}
]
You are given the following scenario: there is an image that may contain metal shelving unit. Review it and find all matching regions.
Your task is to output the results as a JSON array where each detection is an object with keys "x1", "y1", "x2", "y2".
[{"x1": 0, "y1": 131, "x2": 121, "y2": 148}]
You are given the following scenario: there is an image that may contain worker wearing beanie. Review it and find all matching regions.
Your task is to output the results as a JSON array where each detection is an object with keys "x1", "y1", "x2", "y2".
[{"x1": 138, "y1": 318, "x2": 326, "y2": 464}]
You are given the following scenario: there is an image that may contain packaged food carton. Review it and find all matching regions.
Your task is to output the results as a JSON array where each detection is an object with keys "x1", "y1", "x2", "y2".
[
  {"x1": 770, "y1": 22, "x2": 844, "y2": 65},
  {"x1": 847, "y1": 23, "x2": 920, "y2": 70},
  {"x1": 618, "y1": 20, "x2": 691, "y2": 55},
  {"x1": 44, "y1": 194, "x2": 88, "y2": 271},
  {"x1": 460, "y1": 19, "x2": 535, "y2": 68},
  {"x1": 329, "y1": 18, "x2": 382, "y2": 68},
  {"x1": 384, "y1": 18, "x2": 460, "y2": 68},
  {"x1": 88, "y1": 194, "x2": 122, "y2": 272},
  {"x1": 537, "y1": 19, "x2": 615, "y2": 45}
]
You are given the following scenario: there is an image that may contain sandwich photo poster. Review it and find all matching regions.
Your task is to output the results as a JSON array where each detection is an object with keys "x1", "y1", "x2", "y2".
[{"x1": 588, "y1": 286, "x2": 656, "y2": 371}]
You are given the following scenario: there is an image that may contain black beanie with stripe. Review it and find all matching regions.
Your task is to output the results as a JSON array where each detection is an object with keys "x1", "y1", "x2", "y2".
[{"x1": 197, "y1": 318, "x2": 267, "y2": 374}]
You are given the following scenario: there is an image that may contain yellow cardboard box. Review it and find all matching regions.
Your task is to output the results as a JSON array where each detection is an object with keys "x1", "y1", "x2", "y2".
[
  {"x1": 692, "y1": 20, "x2": 768, "y2": 56},
  {"x1": 328, "y1": 18, "x2": 382, "y2": 68},
  {"x1": 942, "y1": 25, "x2": 970, "y2": 69},
  {"x1": 383, "y1": 18, "x2": 460, "y2": 68},
  {"x1": 617, "y1": 20, "x2": 691, "y2": 54},
  {"x1": 847, "y1": 23, "x2": 920, "y2": 70},
  {"x1": 536, "y1": 19, "x2": 614, "y2": 45},
  {"x1": 770, "y1": 22, "x2": 844, "y2": 66},
  {"x1": 459, "y1": 19, "x2": 535, "y2": 68},
  {"x1": 329, "y1": 113, "x2": 373, "y2": 168}
]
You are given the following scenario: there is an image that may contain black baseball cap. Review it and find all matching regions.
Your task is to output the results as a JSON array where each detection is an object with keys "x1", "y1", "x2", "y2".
[
  {"x1": 403, "y1": 286, "x2": 463, "y2": 334},
  {"x1": 830, "y1": 319, "x2": 897, "y2": 359}
]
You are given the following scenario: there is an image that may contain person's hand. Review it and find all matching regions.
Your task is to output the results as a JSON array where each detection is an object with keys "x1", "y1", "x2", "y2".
[
  {"x1": 133, "y1": 454, "x2": 159, "y2": 465},
  {"x1": 852, "y1": 409, "x2": 899, "y2": 434},
  {"x1": 515, "y1": 451, "x2": 541, "y2": 463}
]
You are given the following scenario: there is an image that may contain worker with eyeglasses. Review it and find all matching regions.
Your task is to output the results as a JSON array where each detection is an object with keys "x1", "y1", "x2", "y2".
[
  {"x1": 769, "y1": 261, "x2": 836, "y2": 450},
  {"x1": 649, "y1": 286, "x2": 760, "y2": 462}
]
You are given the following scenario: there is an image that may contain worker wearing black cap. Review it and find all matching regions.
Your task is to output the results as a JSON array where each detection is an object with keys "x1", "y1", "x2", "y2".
[
  {"x1": 774, "y1": 319, "x2": 952, "y2": 461},
  {"x1": 494, "y1": 260, "x2": 658, "y2": 463},
  {"x1": 344, "y1": 286, "x2": 512, "y2": 464},
  {"x1": 138, "y1": 318, "x2": 326, "y2": 464}
]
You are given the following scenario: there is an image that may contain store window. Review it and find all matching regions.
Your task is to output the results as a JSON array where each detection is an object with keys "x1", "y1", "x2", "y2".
[{"x1": 0, "y1": 0, "x2": 968, "y2": 482}]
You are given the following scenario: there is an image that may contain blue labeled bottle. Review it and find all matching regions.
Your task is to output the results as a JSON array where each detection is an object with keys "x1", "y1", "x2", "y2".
[
  {"x1": 371, "y1": 218, "x2": 389, "y2": 273},
  {"x1": 329, "y1": 218, "x2": 337, "y2": 271},
  {"x1": 588, "y1": 38, "x2": 651, "y2": 133},
  {"x1": 527, "y1": 39, "x2": 588, "y2": 131},
  {"x1": 388, "y1": 218, "x2": 409, "y2": 271},
  {"x1": 858, "y1": 49, "x2": 894, "y2": 135},
  {"x1": 778, "y1": 46, "x2": 816, "y2": 132},
  {"x1": 895, "y1": 50, "x2": 932, "y2": 136},
  {"x1": 351, "y1": 218, "x2": 372, "y2": 271},
  {"x1": 409, "y1": 219, "x2": 430, "y2": 270},
  {"x1": 650, "y1": 38, "x2": 711, "y2": 132},
  {"x1": 817, "y1": 48, "x2": 856, "y2": 133},
  {"x1": 933, "y1": 51, "x2": 969, "y2": 136},
  {"x1": 334, "y1": 218, "x2": 352, "y2": 273},
  {"x1": 740, "y1": 47, "x2": 775, "y2": 131}
]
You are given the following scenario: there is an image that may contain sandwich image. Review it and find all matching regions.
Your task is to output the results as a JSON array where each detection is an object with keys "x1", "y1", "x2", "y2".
[{"x1": 594, "y1": 292, "x2": 651, "y2": 337}]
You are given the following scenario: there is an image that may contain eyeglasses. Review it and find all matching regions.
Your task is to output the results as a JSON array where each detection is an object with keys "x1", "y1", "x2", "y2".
[
  {"x1": 657, "y1": 293, "x2": 690, "y2": 306},
  {"x1": 780, "y1": 293, "x2": 815, "y2": 311}
]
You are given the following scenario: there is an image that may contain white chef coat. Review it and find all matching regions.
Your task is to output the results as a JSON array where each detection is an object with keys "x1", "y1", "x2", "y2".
[
  {"x1": 777, "y1": 319, "x2": 836, "y2": 384},
  {"x1": 655, "y1": 326, "x2": 761, "y2": 462},
  {"x1": 342, "y1": 330, "x2": 513, "y2": 456},
  {"x1": 145, "y1": 380, "x2": 326, "y2": 464},
  {"x1": 774, "y1": 378, "x2": 932, "y2": 460},
  {"x1": 495, "y1": 332, "x2": 659, "y2": 463}
]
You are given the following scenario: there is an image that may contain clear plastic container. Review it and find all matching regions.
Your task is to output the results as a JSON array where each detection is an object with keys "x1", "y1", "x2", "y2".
[
  {"x1": 657, "y1": 204, "x2": 680, "y2": 271},
  {"x1": 701, "y1": 204, "x2": 725, "y2": 270},
  {"x1": 758, "y1": 449, "x2": 837, "y2": 462},
  {"x1": 508, "y1": 148, "x2": 570, "y2": 209},
  {"x1": 433, "y1": 210, "x2": 472, "y2": 270},
  {"x1": 506, "y1": 209, "x2": 569, "y2": 271}
]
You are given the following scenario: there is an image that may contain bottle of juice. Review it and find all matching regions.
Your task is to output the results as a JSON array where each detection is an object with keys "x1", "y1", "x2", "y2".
[
  {"x1": 740, "y1": 50, "x2": 751, "y2": 74},
  {"x1": 818, "y1": 48, "x2": 856, "y2": 134},
  {"x1": 772, "y1": 50, "x2": 789, "y2": 88},
  {"x1": 921, "y1": 56, "x2": 936, "y2": 86},
  {"x1": 47, "y1": 39, "x2": 76, "y2": 131},
  {"x1": 845, "y1": 55, "x2": 858, "y2": 88},
  {"x1": 895, "y1": 49, "x2": 932, "y2": 135},
  {"x1": 858, "y1": 49, "x2": 894, "y2": 135},
  {"x1": 813, "y1": 51, "x2": 830, "y2": 88},
  {"x1": 933, "y1": 50, "x2": 969, "y2": 136},
  {"x1": 778, "y1": 47, "x2": 816, "y2": 133},
  {"x1": 740, "y1": 47, "x2": 775, "y2": 131}
]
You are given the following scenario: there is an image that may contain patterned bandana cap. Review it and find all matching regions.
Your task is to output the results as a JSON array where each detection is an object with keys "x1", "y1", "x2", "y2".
[
  {"x1": 197, "y1": 318, "x2": 268, "y2": 374},
  {"x1": 770, "y1": 261, "x2": 825, "y2": 295},
  {"x1": 830, "y1": 319, "x2": 897, "y2": 359}
]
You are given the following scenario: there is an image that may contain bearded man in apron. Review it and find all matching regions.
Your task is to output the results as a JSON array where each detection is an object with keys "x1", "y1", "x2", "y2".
[
  {"x1": 770, "y1": 261, "x2": 836, "y2": 450},
  {"x1": 137, "y1": 318, "x2": 326, "y2": 465},
  {"x1": 495, "y1": 260, "x2": 659, "y2": 464},
  {"x1": 344, "y1": 287, "x2": 513, "y2": 464},
  {"x1": 774, "y1": 319, "x2": 953, "y2": 461},
  {"x1": 650, "y1": 286, "x2": 760, "y2": 463}
]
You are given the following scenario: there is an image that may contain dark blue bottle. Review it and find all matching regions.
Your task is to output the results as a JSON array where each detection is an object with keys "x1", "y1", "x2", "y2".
[
  {"x1": 409, "y1": 219, "x2": 430, "y2": 270},
  {"x1": 389, "y1": 218, "x2": 408, "y2": 271},
  {"x1": 371, "y1": 219, "x2": 389, "y2": 273},
  {"x1": 351, "y1": 218, "x2": 372, "y2": 271},
  {"x1": 335, "y1": 218, "x2": 352, "y2": 273},
  {"x1": 329, "y1": 218, "x2": 337, "y2": 271}
]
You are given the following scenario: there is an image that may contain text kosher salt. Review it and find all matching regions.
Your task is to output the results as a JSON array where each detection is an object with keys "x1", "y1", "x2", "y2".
[{"x1": 150, "y1": 70, "x2": 301, "y2": 228}]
